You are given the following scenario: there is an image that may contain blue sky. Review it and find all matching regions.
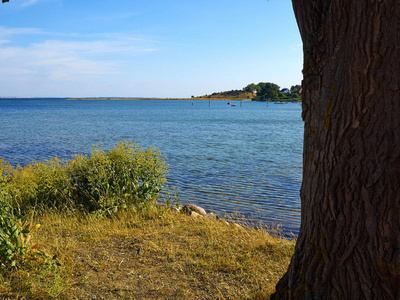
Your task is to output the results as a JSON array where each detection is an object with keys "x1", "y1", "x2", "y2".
[{"x1": 0, "y1": 0, "x2": 302, "y2": 98}]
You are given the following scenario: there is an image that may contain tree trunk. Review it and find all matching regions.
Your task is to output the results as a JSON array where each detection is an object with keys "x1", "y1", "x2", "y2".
[{"x1": 272, "y1": 1, "x2": 400, "y2": 299}]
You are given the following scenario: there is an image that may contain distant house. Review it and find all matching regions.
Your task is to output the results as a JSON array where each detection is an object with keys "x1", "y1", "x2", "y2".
[{"x1": 280, "y1": 88, "x2": 291, "y2": 94}]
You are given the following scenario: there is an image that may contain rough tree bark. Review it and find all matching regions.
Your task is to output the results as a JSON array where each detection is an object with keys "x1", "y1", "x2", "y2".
[{"x1": 272, "y1": 1, "x2": 400, "y2": 299}]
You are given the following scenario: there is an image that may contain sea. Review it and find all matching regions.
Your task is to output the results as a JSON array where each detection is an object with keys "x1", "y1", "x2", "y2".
[{"x1": 0, "y1": 98, "x2": 304, "y2": 235}]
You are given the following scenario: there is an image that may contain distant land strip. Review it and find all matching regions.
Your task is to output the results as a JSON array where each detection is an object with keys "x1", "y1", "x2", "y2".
[{"x1": 68, "y1": 96, "x2": 251, "y2": 101}]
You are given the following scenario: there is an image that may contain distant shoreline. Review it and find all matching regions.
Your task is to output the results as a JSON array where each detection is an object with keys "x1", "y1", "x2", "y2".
[
  {"x1": 67, "y1": 97, "x2": 252, "y2": 101},
  {"x1": 1, "y1": 97, "x2": 299, "y2": 103}
]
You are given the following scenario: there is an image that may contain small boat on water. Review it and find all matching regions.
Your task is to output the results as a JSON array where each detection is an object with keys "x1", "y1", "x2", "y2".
[{"x1": 231, "y1": 104, "x2": 236, "y2": 107}]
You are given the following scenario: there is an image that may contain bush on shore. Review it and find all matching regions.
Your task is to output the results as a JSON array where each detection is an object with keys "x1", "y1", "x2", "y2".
[
  {"x1": 0, "y1": 141, "x2": 170, "y2": 296},
  {"x1": 0, "y1": 141, "x2": 168, "y2": 215}
]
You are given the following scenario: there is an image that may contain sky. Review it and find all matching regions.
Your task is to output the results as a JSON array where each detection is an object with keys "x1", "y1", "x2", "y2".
[{"x1": 0, "y1": 0, "x2": 303, "y2": 98}]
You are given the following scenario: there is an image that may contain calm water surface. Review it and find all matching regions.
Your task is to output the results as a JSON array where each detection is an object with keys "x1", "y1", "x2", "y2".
[{"x1": 0, "y1": 99, "x2": 303, "y2": 235}]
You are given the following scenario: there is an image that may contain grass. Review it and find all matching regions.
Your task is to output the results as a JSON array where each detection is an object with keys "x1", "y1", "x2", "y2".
[
  {"x1": 0, "y1": 207, "x2": 295, "y2": 299},
  {"x1": 0, "y1": 142, "x2": 294, "y2": 299}
]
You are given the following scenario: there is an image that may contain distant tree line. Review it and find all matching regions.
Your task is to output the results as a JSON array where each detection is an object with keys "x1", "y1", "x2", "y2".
[
  {"x1": 211, "y1": 90, "x2": 244, "y2": 97},
  {"x1": 199, "y1": 83, "x2": 302, "y2": 101},
  {"x1": 244, "y1": 82, "x2": 301, "y2": 101}
]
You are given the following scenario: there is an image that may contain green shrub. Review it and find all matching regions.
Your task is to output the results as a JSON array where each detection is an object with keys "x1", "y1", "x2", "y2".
[
  {"x1": 2, "y1": 163, "x2": 38, "y2": 213},
  {"x1": 0, "y1": 141, "x2": 168, "y2": 215},
  {"x1": 0, "y1": 195, "x2": 40, "y2": 269},
  {"x1": 0, "y1": 158, "x2": 13, "y2": 205},
  {"x1": 33, "y1": 157, "x2": 70, "y2": 210},
  {"x1": 65, "y1": 141, "x2": 168, "y2": 213},
  {"x1": 0, "y1": 158, "x2": 13, "y2": 186},
  {"x1": 2, "y1": 158, "x2": 68, "y2": 213}
]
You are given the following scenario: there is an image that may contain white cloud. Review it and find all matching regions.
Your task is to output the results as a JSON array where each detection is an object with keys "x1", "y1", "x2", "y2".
[
  {"x1": 29, "y1": 39, "x2": 155, "y2": 58},
  {"x1": 0, "y1": 42, "x2": 111, "y2": 78},
  {"x1": 21, "y1": 0, "x2": 40, "y2": 7},
  {"x1": 0, "y1": 46, "x2": 23, "y2": 59},
  {"x1": 1, "y1": 66, "x2": 33, "y2": 75},
  {"x1": 0, "y1": 26, "x2": 44, "y2": 37},
  {"x1": 0, "y1": 26, "x2": 160, "y2": 96},
  {"x1": 0, "y1": 26, "x2": 156, "y2": 81}
]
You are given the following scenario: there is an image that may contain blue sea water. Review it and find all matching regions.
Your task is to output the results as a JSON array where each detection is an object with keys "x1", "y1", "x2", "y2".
[{"x1": 0, "y1": 98, "x2": 303, "y2": 235}]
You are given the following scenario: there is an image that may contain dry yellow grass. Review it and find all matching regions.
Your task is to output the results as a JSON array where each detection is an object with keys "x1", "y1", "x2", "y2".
[{"x1": 0, "y1": 207, "x2": 294, "y2": 299}]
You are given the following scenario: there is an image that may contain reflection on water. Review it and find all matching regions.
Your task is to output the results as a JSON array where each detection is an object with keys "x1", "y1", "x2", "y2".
[{"x1": 0, "y1": 99, "x2": 303, "y2": 235}]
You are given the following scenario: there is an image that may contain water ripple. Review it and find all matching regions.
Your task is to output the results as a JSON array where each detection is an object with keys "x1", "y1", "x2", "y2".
[{"x1": 0, "y1": 99, "x2": 303, "y2": 235}]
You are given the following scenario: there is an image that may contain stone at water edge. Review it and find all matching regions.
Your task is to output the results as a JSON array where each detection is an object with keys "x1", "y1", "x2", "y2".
[{"x1": 181, "y1": 204, "x2": 207, "y2": 216}]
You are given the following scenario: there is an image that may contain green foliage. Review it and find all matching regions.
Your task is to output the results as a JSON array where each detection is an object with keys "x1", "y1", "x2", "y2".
[
  {"x1": 211, "y1": 89, "x2": 244, "y2": 97},
  {"x1": 0, "y1": 159, "x2": 13, "y2": 202},
  {"x1": 1, "y1": 141, "x2": 168, "y2": 215},
  {"x1": 66, "y1": 141, "x2": 168, "y2": 214},
  {"x1": 244, "y1": 83, "x2": 259, "y2": 95},
  {"x1": 290, "y1": 92, "x2": 301, "y2": 99},
  {"x1": 258, "y1": 82, "x2": 280, "y2": 100},
  {"x1": 0, "y1": 196, "x2": 42, "y2": 269},
  {"x1": 290, "y1": 84, "x2": 302, "y2": 93},
  {"x1": 243, "y1": 82, "x2": 281, "y2": 101},
  {"x1": 242, "y1": 82, "x2": 302, "y2": 101},
  {"x1": 6, "y1": 159, "x2": 70, "y2": 213},
  {"x1": 33, "y1": 157, "x2": 70, "y2": 210},
  {"x1": 3, "y1": 158, "x2": 68, "y2": 213},
  {"x1": 160, "y1": 185, "x2": 181, "y2": 211},
  {"x1": 0, "y1": 140, "x2": 167, "y2": 275}
]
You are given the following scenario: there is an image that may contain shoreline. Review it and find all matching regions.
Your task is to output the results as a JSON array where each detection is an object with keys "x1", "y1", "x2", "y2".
[{"x1": 67, "y1": 97, "x2": 253, "y2": 101}]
